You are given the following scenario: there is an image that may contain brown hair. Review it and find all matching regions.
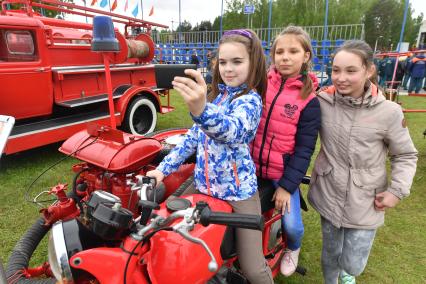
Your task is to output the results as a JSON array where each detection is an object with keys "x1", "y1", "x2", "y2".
[
  {"x1": 210, "y1": 29, "x2": 267, "y2": 103},
  {"x1": 270, "y1": 26, "x2": 314, "y2": 100},
  {"x1": 333, "y1": 40, "x2": 378, "y2": 87}
]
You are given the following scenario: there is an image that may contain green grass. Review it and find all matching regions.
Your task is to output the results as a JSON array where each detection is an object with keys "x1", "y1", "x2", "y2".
[{"x1": 1, "y1": 93, "x2": 425, "y2": 283}]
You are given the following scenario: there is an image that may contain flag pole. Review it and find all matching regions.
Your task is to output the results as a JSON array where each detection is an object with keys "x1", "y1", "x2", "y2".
[
  {"x1": 267, "y1": 0, "x2": 272, "y2": 45},
  {"x1": 140, "y1": 0, "x2": 144, "y2": 20},
  {"x1": 220, "y1": 0, "x2": 224, "y2": 36},
  {"x1": 179, "y1": 0, "x2": 182, "y2": 43}
]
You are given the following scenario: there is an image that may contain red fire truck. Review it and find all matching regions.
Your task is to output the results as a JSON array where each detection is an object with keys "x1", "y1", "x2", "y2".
[{"x1": 0, "y1": 0, "x2": 177, "y2": 155}]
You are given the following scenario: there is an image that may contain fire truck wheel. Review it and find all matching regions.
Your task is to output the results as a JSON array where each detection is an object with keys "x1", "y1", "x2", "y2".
[{"x1": 124, "y1": 96, "x2": 157, "y2": 135}]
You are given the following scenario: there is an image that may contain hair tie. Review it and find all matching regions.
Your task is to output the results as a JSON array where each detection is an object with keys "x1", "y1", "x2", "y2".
[{"x1": 301, "y1": 70, "x2": 308, "y2": 76}]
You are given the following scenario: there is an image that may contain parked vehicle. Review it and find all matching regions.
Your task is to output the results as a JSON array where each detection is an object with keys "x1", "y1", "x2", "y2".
[{"x1": 0, "y1": 0, "x2": 178, "y2": 155}]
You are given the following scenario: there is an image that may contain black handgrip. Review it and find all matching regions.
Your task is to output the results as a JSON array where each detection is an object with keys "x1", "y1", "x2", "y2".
[{"x1": 200, "y1": 207, "x2": 264, "y2": 231}]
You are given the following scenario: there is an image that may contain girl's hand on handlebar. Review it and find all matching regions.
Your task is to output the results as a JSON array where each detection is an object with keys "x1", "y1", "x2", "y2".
[
  {"x1": 146, "y1": 169, "x2": 165, "y2": 184},
  {"x1": 172, "y1": 69, "x2": 207, "y2": 117}
]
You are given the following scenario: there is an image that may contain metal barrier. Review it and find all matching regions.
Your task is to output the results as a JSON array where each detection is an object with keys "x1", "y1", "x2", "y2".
[{"x1": 152, "y1": 24, "x2": 364, "y2": 45}]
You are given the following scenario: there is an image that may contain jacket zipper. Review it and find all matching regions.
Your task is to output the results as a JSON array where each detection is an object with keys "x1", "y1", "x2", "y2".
[
  {"x1": 258, "y1": 78, "x2": 286, "y2": 178},
  {"x1": 204, "y1": 90, "x2": 228, "y2": 196},
  {"x1": 265, "y1": 135, "x2": 275, "y2": 177},
  {"x1": 204, "y1": 138, "x2": 211, "y2": 195}
]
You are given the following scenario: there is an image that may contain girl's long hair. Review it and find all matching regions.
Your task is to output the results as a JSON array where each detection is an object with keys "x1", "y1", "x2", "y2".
[
  {"x1": 209, "y1": 29, "x2": 267, "y2": 103},
  {"x1": 270, "y1": 26, "x2": 314, "y2": 100}
]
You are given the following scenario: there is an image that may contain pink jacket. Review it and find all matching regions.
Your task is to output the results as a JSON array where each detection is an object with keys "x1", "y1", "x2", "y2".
[{"x1": 252, "y1": 67, "x2": 318, "y2": 180}]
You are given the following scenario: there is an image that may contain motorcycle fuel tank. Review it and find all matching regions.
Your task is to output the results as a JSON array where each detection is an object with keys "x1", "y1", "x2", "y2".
[{"x1": 59, "y1": 124, "x2": 161, "y2": 173}]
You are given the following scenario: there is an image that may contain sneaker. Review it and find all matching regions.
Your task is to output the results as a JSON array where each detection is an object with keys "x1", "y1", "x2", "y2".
[
  {"x1": 280, "y1": 248, "x2": 300, "y2": 276},
  {"x1": 339, "y1": 270, "x2": 356, "y2": 284}
]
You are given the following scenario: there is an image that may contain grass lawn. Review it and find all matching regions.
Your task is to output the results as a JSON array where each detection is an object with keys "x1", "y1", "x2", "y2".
[{"x1": 0, "y1": 93, "x2": 425, "y2": 283}]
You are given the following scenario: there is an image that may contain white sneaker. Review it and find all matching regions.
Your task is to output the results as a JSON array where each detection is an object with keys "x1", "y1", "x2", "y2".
[{"x1": 280, "y1": 248, "x2": 300, "y2": 276}]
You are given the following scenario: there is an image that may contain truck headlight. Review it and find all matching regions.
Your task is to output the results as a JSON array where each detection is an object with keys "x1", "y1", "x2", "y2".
[{"x1": 48, "y1": 222, "x2": 74, "y2": 282}]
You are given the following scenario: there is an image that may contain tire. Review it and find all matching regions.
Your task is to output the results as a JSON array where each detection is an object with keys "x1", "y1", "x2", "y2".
[{"x1": 124, "y1": 96, "x2": 157, "y2": 135}]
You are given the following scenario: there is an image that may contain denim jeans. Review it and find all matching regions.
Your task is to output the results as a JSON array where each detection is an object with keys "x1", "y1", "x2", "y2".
[
  {"x1": 320, "y1": 217, "x2": 376, "y2": 284},
  {"x1": 272, "y1": 181, "x2": 304, "y2": 250}
]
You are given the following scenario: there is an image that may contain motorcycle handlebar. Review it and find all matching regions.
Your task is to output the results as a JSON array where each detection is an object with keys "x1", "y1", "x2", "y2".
[{"x1": 199, "y1": 207, "x2": 264, "y2": 231}]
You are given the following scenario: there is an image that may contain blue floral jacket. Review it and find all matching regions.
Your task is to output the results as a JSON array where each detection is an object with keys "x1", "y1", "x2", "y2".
[{"x1": 157, "y1": 84, "x2": 262, "y2": 201}]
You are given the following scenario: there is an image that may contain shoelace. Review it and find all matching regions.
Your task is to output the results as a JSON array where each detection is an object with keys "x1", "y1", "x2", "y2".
[
  {"x1": 283, "y1": 250, "x2": 296, "y2": 267},
  {"x1": 340, "y1": 274, "x2": 356, "y2": 284}
]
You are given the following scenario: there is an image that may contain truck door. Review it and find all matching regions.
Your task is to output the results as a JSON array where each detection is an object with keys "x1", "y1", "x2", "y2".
[{"x1": 0, "y1": 28, "x2": 52, "y2": 120}]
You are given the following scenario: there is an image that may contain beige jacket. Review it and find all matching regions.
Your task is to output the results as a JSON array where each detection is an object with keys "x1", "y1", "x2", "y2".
[{"x1": 308, "y1": 84, "x2": 417, "y2": 229}]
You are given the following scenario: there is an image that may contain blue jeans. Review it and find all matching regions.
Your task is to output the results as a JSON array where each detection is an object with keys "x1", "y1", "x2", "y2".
[{"x1": 272, "y1": 181, "x2": 304, "y2": 250}]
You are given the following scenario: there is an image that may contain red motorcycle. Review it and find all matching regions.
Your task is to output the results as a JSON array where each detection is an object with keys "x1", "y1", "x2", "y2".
[{"x1": 6, "y1": 125, "x2": 307, "y2": 284}]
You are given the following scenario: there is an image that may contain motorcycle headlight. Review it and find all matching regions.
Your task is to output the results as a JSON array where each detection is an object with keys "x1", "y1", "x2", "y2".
[{"x1": 48, "y1": 222, "x2": 74, "y2": 282}]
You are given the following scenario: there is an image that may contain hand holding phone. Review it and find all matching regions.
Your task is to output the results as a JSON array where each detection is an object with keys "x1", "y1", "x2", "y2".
[
  {"x1": 154, "y1": 64, "x2": 197, "y2": 89},
  {"x1": 172, "y1": 69, "x2": 207, "y2": 117}
]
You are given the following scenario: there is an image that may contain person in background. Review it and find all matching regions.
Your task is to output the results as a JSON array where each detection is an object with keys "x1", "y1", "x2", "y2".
[
  {"x1": 308, "y1": 40, "x2": 417, "y2": 284},
  {"x1": 205, "y1": 50, "x2": 217, "y2": 85},
  {"x1": 321, "y1": 54, "x2": 333, "y2": 87},
  {"x1": 408, "y1": 52, "x2": 426, "y2": 94},
  {"x1": 190, "y1": 50, "x2": 200, "y2": 68},
  {"x1": 401, "y1": 53, "x2": 413, "y2": 90},
  {"x1": 378, "y1": 55, "x2": 386, "y2": 87},
  {"x1": 383, "y1": 55, "x2": 396, "y2": 88},
  {"x1": 147, "y1": 29, "x2": 274, "y2": 284},
  {"x1": 252, "y1": 26, "x2": 321, "y2": 277}
]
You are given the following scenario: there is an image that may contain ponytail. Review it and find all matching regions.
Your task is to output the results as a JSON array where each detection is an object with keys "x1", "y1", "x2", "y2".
[{"x1": 300, "y1": 62, "x2": 313, "y2": 100}]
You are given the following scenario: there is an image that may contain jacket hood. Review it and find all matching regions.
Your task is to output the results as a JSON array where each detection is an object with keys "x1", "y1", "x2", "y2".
[
  {"x1": 268, "y1": 66, "x2": 319, "y2": 90},
  {"x1": 317, "y1": 83, "x2": 385, "y2": 108}
]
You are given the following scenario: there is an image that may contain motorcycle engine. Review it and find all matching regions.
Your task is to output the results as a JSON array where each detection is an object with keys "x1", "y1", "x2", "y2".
[{"x1": 86, "y1": 191, "x2": 134, "y2": 240}]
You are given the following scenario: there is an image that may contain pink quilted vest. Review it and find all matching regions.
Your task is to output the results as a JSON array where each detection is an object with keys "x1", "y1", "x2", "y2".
[{"x1": 252, "y1": 67, "x2": 318, "y2": 180}]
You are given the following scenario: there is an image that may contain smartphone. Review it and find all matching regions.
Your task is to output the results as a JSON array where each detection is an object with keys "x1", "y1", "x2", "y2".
[
  {"x1": 154, "y1": 64, "x2": 197, "y2": 89},
  {"x1": 0, "y1": 115, "x2": 15, "y2": 158}
]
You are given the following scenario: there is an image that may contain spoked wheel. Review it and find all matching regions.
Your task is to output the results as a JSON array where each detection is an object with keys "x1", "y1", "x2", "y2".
[{"x1": 124, "y1": 96, "x2": 157, "y2": 135}]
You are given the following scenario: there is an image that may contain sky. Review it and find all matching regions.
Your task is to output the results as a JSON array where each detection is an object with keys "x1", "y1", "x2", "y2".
[{"x1": 72, "y1": 0, "x2": 426, "y2": 30}]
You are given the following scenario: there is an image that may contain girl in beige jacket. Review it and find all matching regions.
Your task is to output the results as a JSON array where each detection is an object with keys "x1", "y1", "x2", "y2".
[{"x1": 308, "y1": 40, "x2": 417, "y2": 284}]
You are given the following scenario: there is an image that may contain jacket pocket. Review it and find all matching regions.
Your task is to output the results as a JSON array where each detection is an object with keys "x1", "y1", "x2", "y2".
[
  {"x1": 311, "y1": 152, "x2": 333, "y2": 185},
  {"x1": 351, "y1": 166, "x2": 387, "y2": 191},
  {"x1": 313, "y1": 153, "x2": 333, "y2": 176}
]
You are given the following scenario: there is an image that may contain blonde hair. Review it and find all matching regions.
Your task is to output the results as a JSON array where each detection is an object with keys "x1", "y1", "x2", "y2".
[{"x1": 270, "y1": 26, "x2": 314, "y2": 99}]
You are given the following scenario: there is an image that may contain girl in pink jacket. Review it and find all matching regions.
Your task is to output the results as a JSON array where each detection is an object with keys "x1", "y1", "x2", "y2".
[{"x1": 252, "y1": 26, "x2": 321, "y2": 277}]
